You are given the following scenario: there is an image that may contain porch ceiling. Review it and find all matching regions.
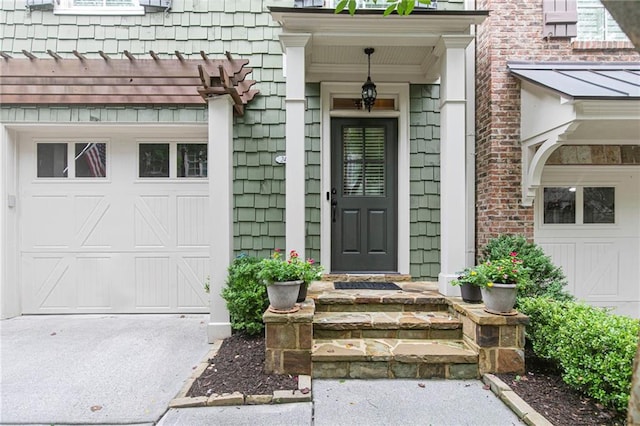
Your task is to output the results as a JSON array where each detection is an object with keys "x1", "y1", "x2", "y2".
[{"x1": 269, "y1": 7, "x2": 488, "y2": 84}]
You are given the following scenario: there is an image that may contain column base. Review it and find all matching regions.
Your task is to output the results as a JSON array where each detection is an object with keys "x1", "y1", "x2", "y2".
[
  {"x1": 438, "y1": 272, "x2": 462, "y2": 297},
  {"x1": 207, "y1": 322, "x2": 232, "y2": 343}
]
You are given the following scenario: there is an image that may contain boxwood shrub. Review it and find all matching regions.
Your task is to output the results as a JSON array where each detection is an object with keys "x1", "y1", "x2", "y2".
[
  {"x1": 519, "y1": 297, "x2": 640, "y2": 413},
  {"x1": 221, "y1": 254, "x2": 268, "y2": 335}
]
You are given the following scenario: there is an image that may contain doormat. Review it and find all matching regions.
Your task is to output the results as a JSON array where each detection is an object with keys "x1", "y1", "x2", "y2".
[{"x1": 334, "y1": 282, "x2": 401, "y2": 290}]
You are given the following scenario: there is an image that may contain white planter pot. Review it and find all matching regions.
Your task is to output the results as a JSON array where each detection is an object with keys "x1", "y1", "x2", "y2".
[
  {"x1": 481, "y1": 283, "x2": 517, "y2": 314},
  {"x1": 266, "y1": 280, "x2": 303, "y2": 311}
]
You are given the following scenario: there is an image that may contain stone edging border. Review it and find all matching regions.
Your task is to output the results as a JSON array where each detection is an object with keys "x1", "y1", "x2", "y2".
[
  {"x1": 482, "y1": 374, "x2": 554, "y2": 426},
  {"x1": 169, "y1": 340, "x2": 312, "y2": 408}
]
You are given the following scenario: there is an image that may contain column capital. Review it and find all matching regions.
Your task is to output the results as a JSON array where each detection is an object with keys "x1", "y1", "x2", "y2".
[
  {"x1": 433, "y1": 35, "x2": 475, "y2": 57},
  {"x1": 206, "y1": 94, "x2": 235, "y2": 107},
  {"x1": 279, "y1": 33, "x2": 311, "y2": 50}
]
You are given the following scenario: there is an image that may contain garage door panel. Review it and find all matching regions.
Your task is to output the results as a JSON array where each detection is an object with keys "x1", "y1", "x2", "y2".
[
  {"x1": 177, "y1": 257, "x2": 209, "y2": 308},
  {"x1": 135, "y1": 256, "x2": 171, "y2": 309},
  {"x1": 76, "y1": 257, "x2": 113, "y2": 309},
  {"x1": 537, "y1": 242, "x2": 576, "y2": 294},
  {"x1": 579, "y1": 242, "x2": 619, "y2": 298},
  {"x1": 134, "y1": 197, "x2": 171, "y2": 247},
  {"x1": 22, "y1": 255, "x2": 73, "y2": 312},
  {"x1": 26, "y1": 196, "x2": 72, "y2": 249},
  {"x1": 177, "y1": 196, "x2": 209, "y2": 247},
  {"x1": 76, "y1": 197, "x2": 112, "y2": 249}
]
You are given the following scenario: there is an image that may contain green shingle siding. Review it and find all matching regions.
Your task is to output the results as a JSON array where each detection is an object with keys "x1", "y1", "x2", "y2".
[
  {"x1": 305, "y1": 83, "x2": 321, "y2": 262},
  {"x1": 3, "y1": 2, "x2": 446, "y2": 274},
  {"x1": 409, "y1": 84, "x2": 441, "y2": 281}
]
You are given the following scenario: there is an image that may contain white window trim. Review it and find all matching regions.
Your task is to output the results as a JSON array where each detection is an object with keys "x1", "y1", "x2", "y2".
[{"x1": 54, "y1": 0, "x2": 144, "y2": 15}]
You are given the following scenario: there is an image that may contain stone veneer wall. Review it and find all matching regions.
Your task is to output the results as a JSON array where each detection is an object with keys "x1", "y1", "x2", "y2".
[
  {"x1": 409, "y1": 84, "x2": 441, "y2": 280},
  {"x1": 474, "y1": 0, "x2": 640, "y2": 251}
]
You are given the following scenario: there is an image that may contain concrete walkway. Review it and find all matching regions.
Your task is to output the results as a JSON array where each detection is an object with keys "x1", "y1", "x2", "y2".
[
  {"x1": 1, "y1": 315, "x2": 523, "y2": 425},
  {"x1": 0, "y1": 314, "x2": 210, "y2": 425},
  {"x1": 159, "y1": 379, "x2": 522, "y2": 425}
]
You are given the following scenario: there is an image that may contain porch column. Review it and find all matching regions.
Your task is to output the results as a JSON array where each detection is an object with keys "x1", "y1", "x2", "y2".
[
  {"x1": 436, "y1": 35, "x2": 475, "y2": 296},
  {"x1": 280, "y1": 34, "x2": 310, "y2": 256},
  {"x1": 206, "y1": 95, "x2": 234, "y2": 342}
]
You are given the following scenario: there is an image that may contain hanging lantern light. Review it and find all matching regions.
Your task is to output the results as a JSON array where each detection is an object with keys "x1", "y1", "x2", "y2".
[{"x1": 361, "y1": 47, "x2": 377, "y2": 112}]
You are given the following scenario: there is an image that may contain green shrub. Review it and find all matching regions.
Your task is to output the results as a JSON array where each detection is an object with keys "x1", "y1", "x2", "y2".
[
  {"x1": 221, "y1": 254, "x2": 268, "y2": 335},
  {"x1": 519, "y1": 297, "x2": 640, "y2": 413},
  {"x1": 481, "y1": 235, "x2": 574, "y2": 303}
]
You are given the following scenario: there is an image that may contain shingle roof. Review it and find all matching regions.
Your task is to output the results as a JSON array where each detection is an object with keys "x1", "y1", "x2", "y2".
[{"x1": 507, "y1": 61, "x2": 640, "y2": 100}]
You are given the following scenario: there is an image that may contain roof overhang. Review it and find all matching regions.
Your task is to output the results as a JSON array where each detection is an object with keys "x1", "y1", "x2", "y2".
[
  {"x1": 508, "y1": 61, "x2": 640, "y2": 206},
  {"x1": 269, "y1": 7, "x2": 488, "y2": 83}
]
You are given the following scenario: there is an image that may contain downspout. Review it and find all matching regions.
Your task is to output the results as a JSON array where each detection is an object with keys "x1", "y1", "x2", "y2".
[{"x1": 465, "y1": 0, "x2": 477, "y2": 267}]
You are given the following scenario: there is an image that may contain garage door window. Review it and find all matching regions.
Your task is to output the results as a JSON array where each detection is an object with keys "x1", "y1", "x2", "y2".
[
  {"x1": 37, "y1": 142, "x2": 107, "y2": 179},
  {"x1": 75, "y1": 143, "x2": 107, "y2": 178},
  {"x1": 37, "y1": 143, "x2": 68, "y2": 178},
  {"x1": 584, "y1": 187, "x2": 615, "y2": 224},
  {"x1": 139, "y1": 144, "x2": 169, "y2": 178},
  {"x1": 543, "y1": 186, "x2": 615, "y2": 224},
  {"x1": 139, "y1": 142, "x2": 207, "y2": 179}
]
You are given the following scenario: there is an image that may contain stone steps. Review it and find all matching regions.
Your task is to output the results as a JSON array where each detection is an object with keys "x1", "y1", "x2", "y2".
[
  {"x1": 308, "y1": 281, "x2": 479, "y2": 380},
  {"x1": 313, "y1": 311, "x2": 462, "y2": 340},
  {"x1": 311, "y1": 338, "x2": 479, "y2": 379}
]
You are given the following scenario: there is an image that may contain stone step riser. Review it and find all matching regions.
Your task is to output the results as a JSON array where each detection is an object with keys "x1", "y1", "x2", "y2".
[
  {"x1": 314, "y1": 328, "x2": 462, "y2": 340},
  {"x1": 312, "y1": 361, "x2": 479, "y2": 379},
  {"x1": 315, "y1": 303, "x2": 449, "y2": 313}
]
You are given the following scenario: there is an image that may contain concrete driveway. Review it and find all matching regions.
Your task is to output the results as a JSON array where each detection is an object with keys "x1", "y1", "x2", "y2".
[{"x1": 0, "y1": 314, "x2": 210, "y2": 425}]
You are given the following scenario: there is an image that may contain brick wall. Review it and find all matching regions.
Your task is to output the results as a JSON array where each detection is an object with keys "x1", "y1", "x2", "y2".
[{"x1": 474, "y1": 0, "x2": 640, "y2": 252}]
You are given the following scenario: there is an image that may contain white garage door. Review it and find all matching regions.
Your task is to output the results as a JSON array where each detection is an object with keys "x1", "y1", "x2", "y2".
[
  {"x1": 19, "y1": 136, "x2": 210, "y2": 314},
  {"x1": 535, "y1": 167, "x2": 640, "y2": 318}
]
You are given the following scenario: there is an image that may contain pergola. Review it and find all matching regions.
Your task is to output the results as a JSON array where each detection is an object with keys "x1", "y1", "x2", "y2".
[{"x1": 0, "y1": 51, "x2": 258, "y2": 115}]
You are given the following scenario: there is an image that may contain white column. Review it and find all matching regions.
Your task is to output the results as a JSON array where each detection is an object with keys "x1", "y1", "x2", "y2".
[
  {"x1": 0, "y1": 124, "x2": 19, "y2": 319},
  {"x1": 280, "y1": 34, "x2": 310, "y2": 256},
  {"x1": 436, "y1": 35, "x2": 475, "y2": 296},
  {"x1": 206, "y1": 95, "x2": 234, "y2": 342}
]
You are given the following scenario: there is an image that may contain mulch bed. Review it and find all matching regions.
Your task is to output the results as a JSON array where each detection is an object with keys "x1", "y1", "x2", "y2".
[
  {"x1": 187, "y1": 333, "x2": 298, "y2": 397},
  {"x1": 188, "y1": 333, "x2": 627, "y2": 425},
  {"x1": 496, "y1": 347, "x2": 626, "y2": 426}
]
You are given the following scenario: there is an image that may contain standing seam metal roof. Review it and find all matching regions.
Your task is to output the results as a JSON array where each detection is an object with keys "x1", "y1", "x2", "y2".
[{"x1": 507, "y1": 61, "x2": 640, "y2": 100}]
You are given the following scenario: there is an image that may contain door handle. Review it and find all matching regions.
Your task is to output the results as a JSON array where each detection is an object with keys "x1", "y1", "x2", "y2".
[
  {"x1": 331, "y1": 187, "x2": 338, "y2": 223},
  {"x1": 331, "y1": 198, "x2": 338, "y2": 223}
]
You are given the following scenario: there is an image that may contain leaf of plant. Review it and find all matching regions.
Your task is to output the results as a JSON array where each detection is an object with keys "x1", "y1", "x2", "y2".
[
  {"x1": 335, "y1": 0, "x2": 348, "y2": 14},
  {"x1": 383, "y1": 3, "x2": 396, "y2": 16},
  {"x1": 397, "y1": 1, "x2": 405, "y2": 15},
  {"x1": 348, "y1": 0, "x2": 356, "y2": 15},
  {"x1": 404, "y1": 0, "x2": 415, "y2": 15},
  {"x1": 418, "y1": 0, "x2": 431, "y2": 4}
]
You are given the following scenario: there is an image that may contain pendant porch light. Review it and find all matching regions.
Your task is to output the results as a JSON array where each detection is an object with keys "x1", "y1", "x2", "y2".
[{"x1": 361, "y1": 47, "x2": 377, "y2": 112}]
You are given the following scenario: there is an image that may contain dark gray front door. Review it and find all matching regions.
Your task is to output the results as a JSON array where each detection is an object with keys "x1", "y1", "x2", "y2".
[{"x1": 331, "y1": 118, "x2": 397, "y2": 272}]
